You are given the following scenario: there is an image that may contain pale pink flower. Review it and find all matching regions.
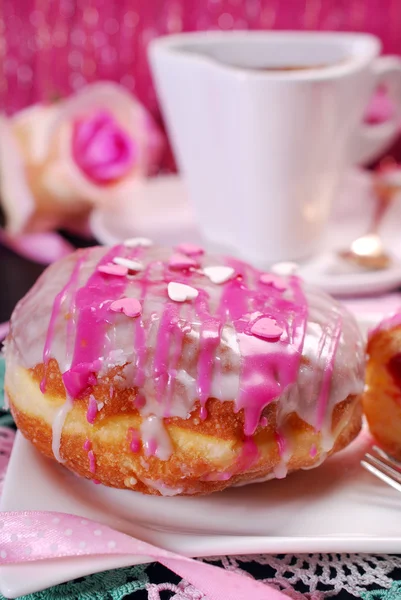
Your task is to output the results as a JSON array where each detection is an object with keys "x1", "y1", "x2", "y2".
[{"x1": 0, "y1": 81, "x2": 164, "y2": 235}]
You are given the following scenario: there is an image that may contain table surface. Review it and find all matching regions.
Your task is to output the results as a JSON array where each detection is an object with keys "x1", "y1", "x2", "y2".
[{"x1": 1, "y1": 239, "x2": 401, "y2": 600}]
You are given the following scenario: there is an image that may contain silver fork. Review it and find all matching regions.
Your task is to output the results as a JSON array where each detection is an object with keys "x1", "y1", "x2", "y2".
[{"x1": 361, "y1": 445, "x2": 401, "y2": 493}]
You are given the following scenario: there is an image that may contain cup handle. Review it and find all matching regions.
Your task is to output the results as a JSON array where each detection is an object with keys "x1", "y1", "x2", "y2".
[{"x1": 352, "y1": 55, "x2": 401, "y2": 165}]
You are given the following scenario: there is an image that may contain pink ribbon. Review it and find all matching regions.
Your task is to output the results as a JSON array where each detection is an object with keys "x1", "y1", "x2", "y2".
[{"x1": 0, "y1": 511, "x2": 286, "y2": 600}]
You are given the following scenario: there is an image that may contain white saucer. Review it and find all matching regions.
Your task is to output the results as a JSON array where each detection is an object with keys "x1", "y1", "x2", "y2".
[{"x1": 90, "y1": 170, "x2": 401, "y2": 297}]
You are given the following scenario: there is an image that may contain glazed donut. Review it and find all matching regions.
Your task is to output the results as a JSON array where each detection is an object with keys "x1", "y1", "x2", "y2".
[
  {"x1": 364, "y1": 314, "x2": 401, "y2": 459},
  {"x1": 4, "y1": 242, "x2": 365, "y2": 496}
]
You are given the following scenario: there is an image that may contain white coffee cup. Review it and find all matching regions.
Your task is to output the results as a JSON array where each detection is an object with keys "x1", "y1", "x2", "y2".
[{"x1": 150, "y1": 32, "x2": 401, "y2": 266}]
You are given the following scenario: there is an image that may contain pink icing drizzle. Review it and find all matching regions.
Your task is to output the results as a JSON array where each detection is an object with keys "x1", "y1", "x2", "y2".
[
  {"x1": 237, "y1": 437, "x2": 259, "y2": 470},
  {"x1": 41, "y1": 253, "x2": 87, "y2": 392},
  {"x1": 132, "y1": 264, "x2": 153, "y2": 389},
  {"x1": 310, "y1": 444, "x2": 317, "y2": 458},
  {"x1": 39, "y1": 244, "x2": 351, "y2": 479},
  {"x1": 88, "y1": 450, "x2": 96, "y2": 474},
  {"x1": 216, "y1": 262, "x2": 307, "y2": 435},
  {"x1": 153, "y1": 302, "x2": 181, "y2": 404},
  {"x1": 315, "y1": 317, "x2": 342, "y2": 431},
  {"x1": 195, "y1": 292, "x2": 221, "y2": 420},
  {"x1": 128, "y1": 428, "x2": 141, "y2": 453},
  {"x1": 83, "y1": 439, "x2": 96, "y2": 473},
  {"x1": 86, "y1": 395, "x2": 97, "y2": 424},
  {"x1": 62, "y1": 245, "x2": 131, "y2": 397}
]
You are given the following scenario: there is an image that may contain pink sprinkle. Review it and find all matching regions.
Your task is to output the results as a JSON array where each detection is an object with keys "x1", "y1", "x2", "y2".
[
  {"x1": 40, "y1": 378, "x2": 46, "y2": 394},
  {"x1": 250, "y1": 317, "x2": 283, "y2": 341},
  {"x1": 128, "y1": 428, "x2": 141, "y2": 453},
  {"x1": 98, "y1": 264, "x2": 128, "y2": 277},
  {"x1": 275, "y1": 432, "x2": 286, "y2": 457},
  {"x1": 259, "y1": 416, "x2": 268, "y2": 427},
  {"x1": 83, "y1": 439, "x2": 91, "y2": 452},
  {"x1": 175, "y1": 243, "x2": 204, "y2": 257},
  {"x1": 93, "y1": 479, "x2": 101, "y2": 485},
  {"x1": 86, "y1": 395, "x2": 97, "y2": 424},
  {"x1": 88, "y1": 450, "x2": 96, "y2": 473},
  {"x1": 109, "y1": 297, "x2": 142, "y2": 318},
  {"x1": 310, "y1": 444, "x2": 317, "y2": 458},
  {"x1": 200, "y1": 406, "x2": 208, "y2": 420},
  {"x1": 259, "y1": 273, "x2": 287, "y2": 291},
  {"x1": 168, "y1": 253, "x2": 199, "y2": 269},
  {"x1": 109, "y1": 386, "x2": 114, "y2": 398}
]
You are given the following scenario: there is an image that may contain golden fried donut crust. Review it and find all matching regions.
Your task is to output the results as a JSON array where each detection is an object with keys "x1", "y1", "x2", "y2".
[{"x1": 7, "y1": 359, "x2": 363, "y2": 496}]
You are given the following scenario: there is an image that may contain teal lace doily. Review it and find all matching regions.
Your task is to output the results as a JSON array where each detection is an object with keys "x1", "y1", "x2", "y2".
[{"x1": 0, "y1": 565, "x2": 149, "y2": 600}]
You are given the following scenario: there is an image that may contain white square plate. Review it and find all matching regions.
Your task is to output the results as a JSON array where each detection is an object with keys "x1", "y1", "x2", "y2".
[{"x1": 1, "y1": 427, "x2": 401, "y2": 598}]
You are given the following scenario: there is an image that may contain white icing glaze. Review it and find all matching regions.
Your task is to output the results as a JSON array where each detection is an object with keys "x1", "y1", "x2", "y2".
[
  {"x1": 141, "y1": 477, "x2": 183, "y2": 496},
  {"x1": 140, "y1": 415, "x2": 173, "y2": 461},
  {"x1": 51, "y1": 398, "x2": 72, "y2": 463}
]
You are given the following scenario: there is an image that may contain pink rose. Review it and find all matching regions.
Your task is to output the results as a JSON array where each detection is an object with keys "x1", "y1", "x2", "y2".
[
  {"x1": 72, "y1": 111, "x2": 137, "y2": 184},
  {"x1": 0, "y1": 82, "x2": 164, "y2": 235}
]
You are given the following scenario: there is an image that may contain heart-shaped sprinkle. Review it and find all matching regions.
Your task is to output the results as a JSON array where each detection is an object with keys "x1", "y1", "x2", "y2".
[
  {"x1": 203, "y1": 265, "x2": 235, "y2": 285},
  {"x1": 168, "y1": 281, "x2": 199, "y2": 302},
  {"x1": 113, "y1": 256, "x2": 143, "y2": 271},
  {"x1": 123, "y1": 237, "x2": 153, "y2": 248},
  {"x1": 250, "y1": 317, "x2": 283, "y2": 341},
  {"x1": 169, "y1": 253, "x2": 199, "y2": 269},
  {"x1": 98, "y1": 264, "x2": 128, "y2": 277},
  {"x1": 259, "y1": 273, "x2": 287, "y2": 291},
  {"x1": 109, "y1": 297, "x2": 142, "y2": 318},
  {"x1": 271, "y1": 262, "x2": 298, "y2": 276},
  {"x1": 175, "y1": 243, "x2": 204, "y2": 257}
]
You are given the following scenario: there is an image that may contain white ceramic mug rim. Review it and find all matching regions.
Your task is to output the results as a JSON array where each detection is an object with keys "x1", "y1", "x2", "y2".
[{"x1": 150, "y1": 31, "x2": 381, "y2": 81}]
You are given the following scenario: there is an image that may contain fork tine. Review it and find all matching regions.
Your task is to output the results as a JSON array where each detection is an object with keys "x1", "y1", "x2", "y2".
[
  {"x1": 361, "y1": 459, "x2": 401, "y2": 493},
  {"x1": 372, "y1": 445, "x2": 401, "y2": 472},
  {"x1": 364, "y1": 452, "x2": 401, "y2": 483}
]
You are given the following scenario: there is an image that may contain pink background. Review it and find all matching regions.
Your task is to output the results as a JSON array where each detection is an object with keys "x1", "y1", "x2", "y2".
[
  {"x1": 3, "y1": 0, "x2": 401, "y2": 115},
  {"x1": 2, "y1": 0, "x2": 401, "y2": 169}
]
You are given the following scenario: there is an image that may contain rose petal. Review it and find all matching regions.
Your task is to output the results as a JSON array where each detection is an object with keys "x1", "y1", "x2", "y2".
[
  {"x1": 73, "y1": 111, "x2": 136, "y2": 184},
  {"x1": 56, "y1": 82, "x2": 164, "y2": 176},
  {"x1": 0, "y1": 116, "x2": 36, "y2": 234}
]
